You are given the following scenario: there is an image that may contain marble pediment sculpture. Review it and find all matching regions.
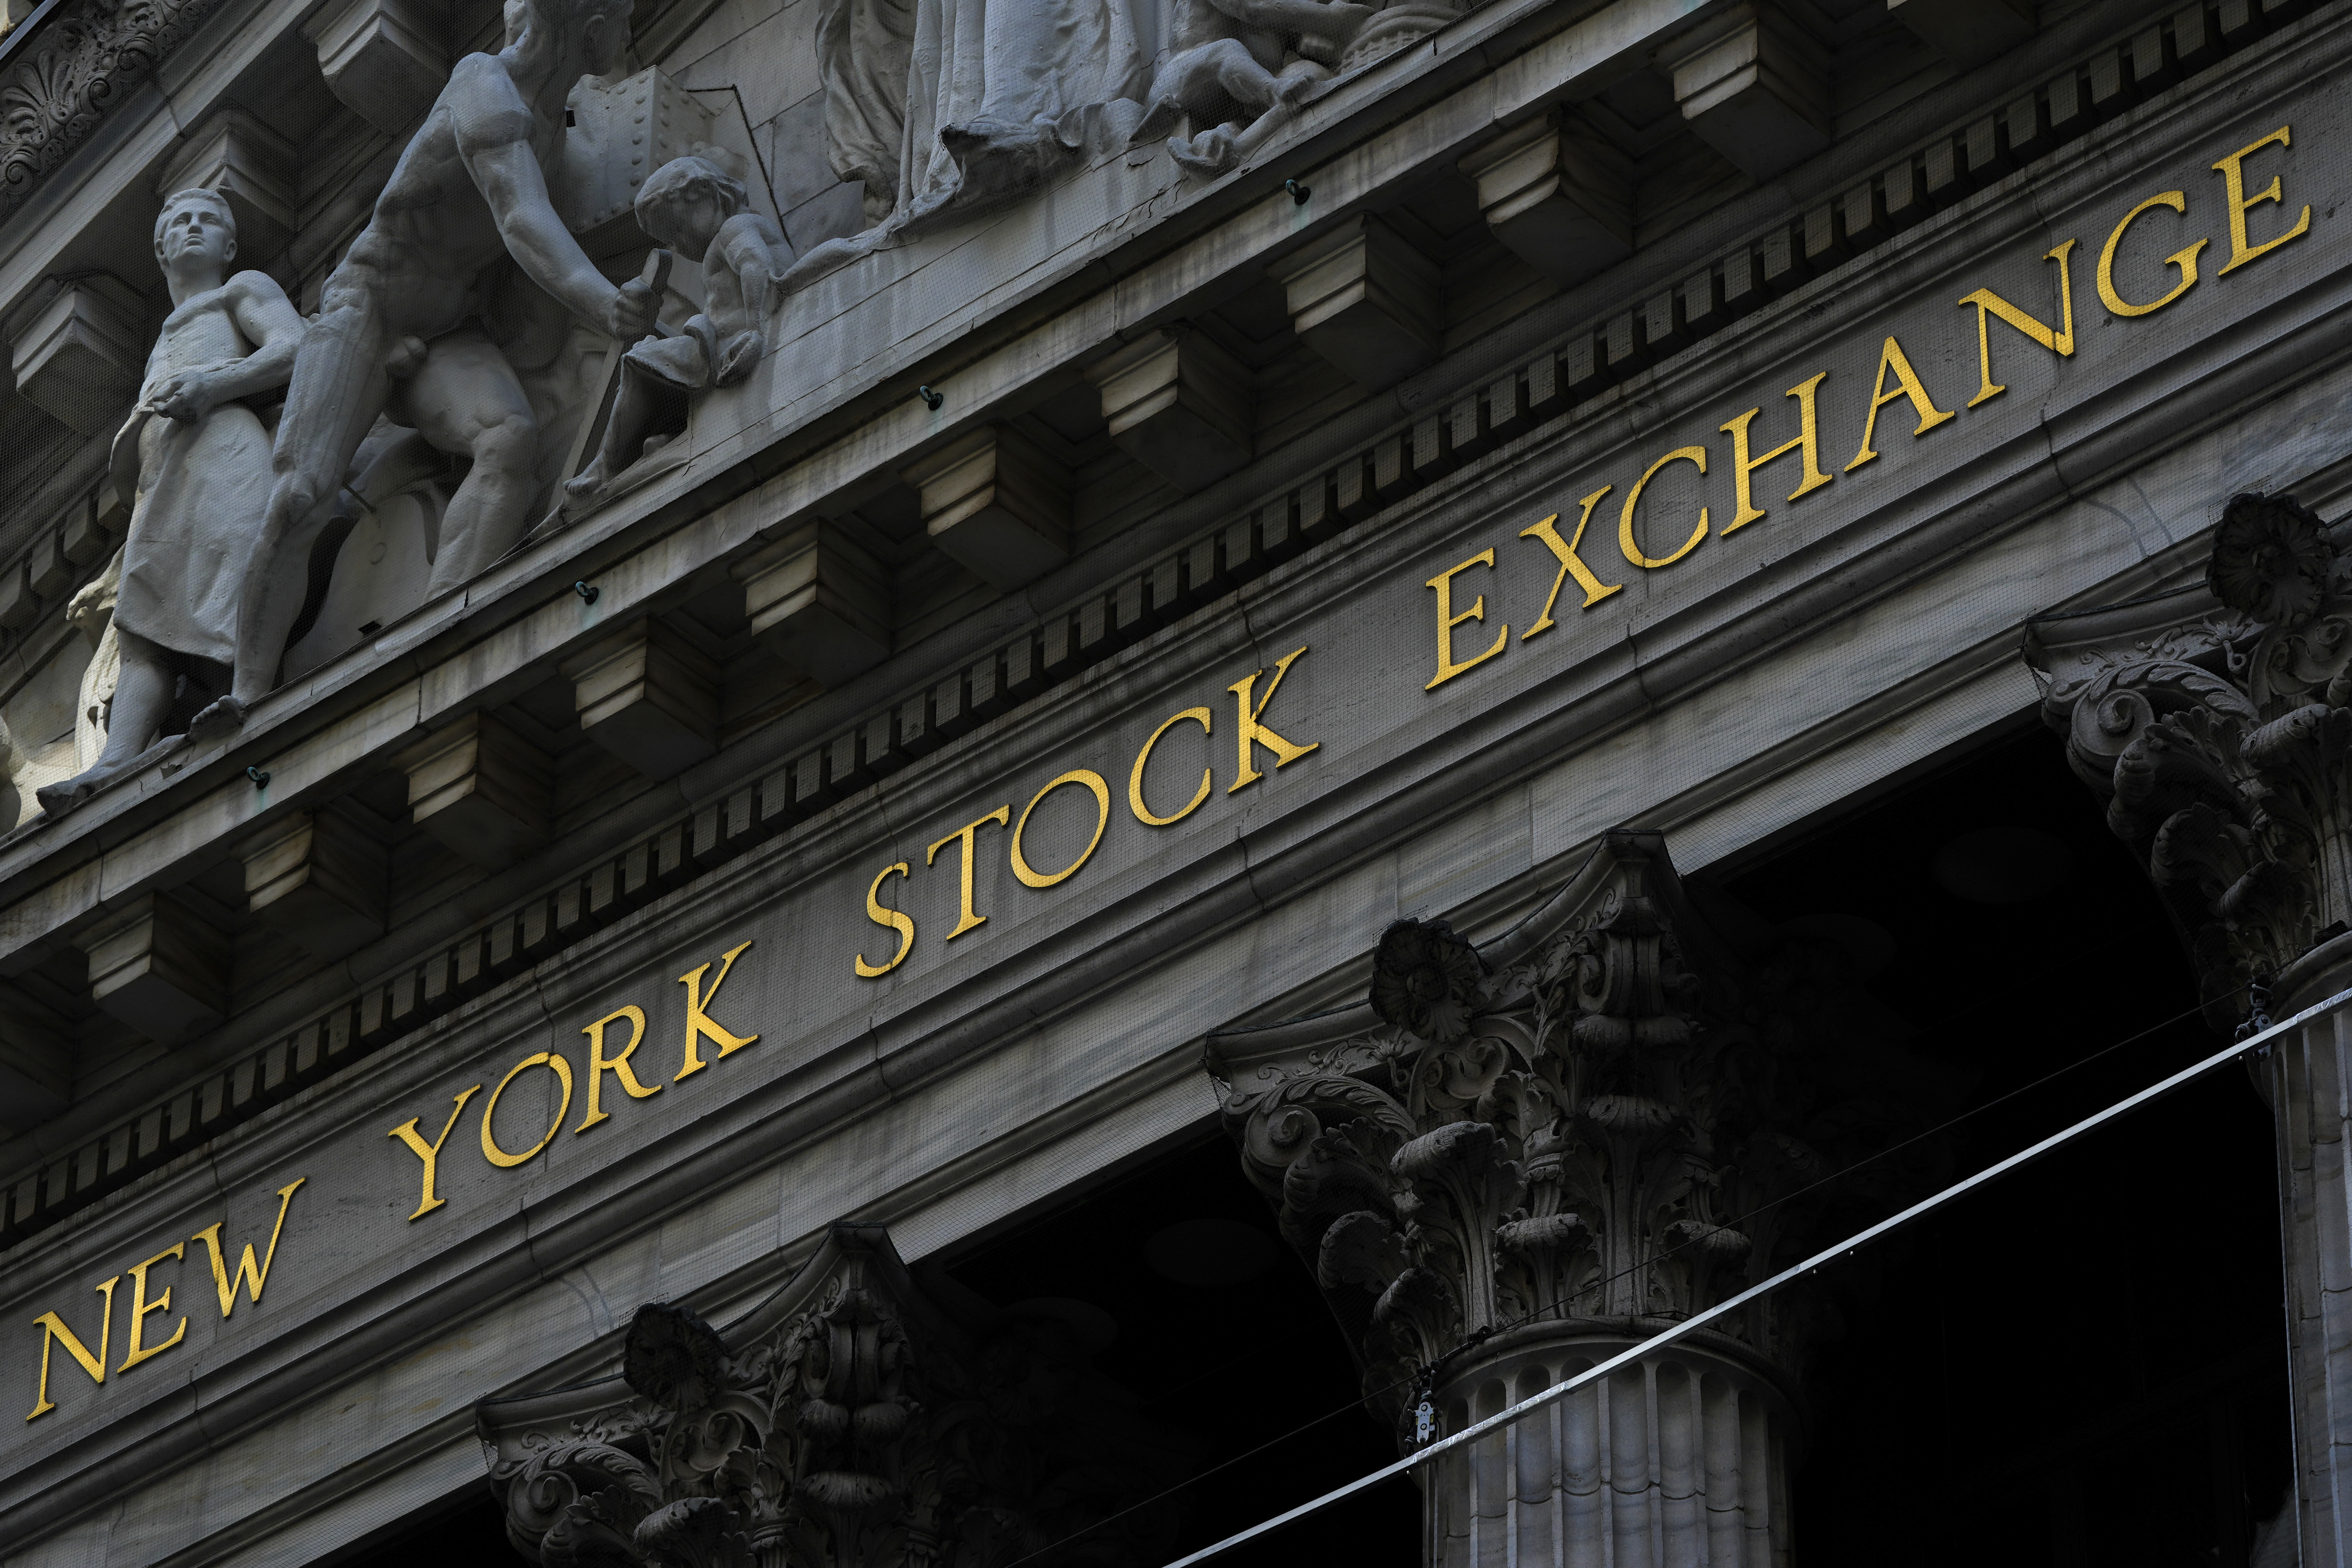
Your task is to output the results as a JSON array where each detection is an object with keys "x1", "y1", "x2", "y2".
[
  {"x1": 182, "y1": 0, "x2": 661, "y2": 747},
  {"x1": 34, "y1": 189, "x2": 304, "y2": 817}
]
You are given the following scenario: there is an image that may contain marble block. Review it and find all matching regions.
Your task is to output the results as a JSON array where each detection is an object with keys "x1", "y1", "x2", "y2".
[
  {"x1": 11, "y1": 276, "x2": 143, "y2": 437},
  {"x1": 75, "y1": 891, "x2": 228, "y2": 1045},
  {"x1": 238, "y1": 809, "x2": 388, "y2": 960},
  {"x1": 397, "y1": 711, "x2": 552, "y2": 870},
  {"x1": 1667, "y1": 3, "x2": 1830, "y2": 180},
  {"x1": 903, "y1": 426, "x2": 1072, "y2": 591},
  {"x1": 1273, "y1": 216, "x2": 1441, "y2": 391},
  {"x1": 735, "y1": 523, "x2": 894, "y2": 689},
  {"x1": 304, "y1": 0, "x2": 449, "y2": 135},
  {"x1": 561, "y1": 619, "x2": 722, "y2": 781},
  {"x1": 1458, "y1": 116, "x2": 1633, "y2": 287},
  {"x1": 1084, "y1": 329, "x2": 1252, "y2": 493}
]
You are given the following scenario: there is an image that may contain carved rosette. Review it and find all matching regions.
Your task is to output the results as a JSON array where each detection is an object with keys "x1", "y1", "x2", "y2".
[
  {"x1": 480, "y1": 1223, "x2": 1189, "y2": 1568},
  {"x1": 1208, "y1": 830, "x2": 1947, "y2": 1455},
  {"x1": 0, "y1": 0, "x2": 227, "y2": 221},
  {"x1": 2025, "y1": 492, "x2": 2352, "y2": 1031}
]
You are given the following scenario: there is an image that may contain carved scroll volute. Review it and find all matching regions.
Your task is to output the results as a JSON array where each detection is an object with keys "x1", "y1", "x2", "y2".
[{"x1": 2028, "y1": 491, "x2": 2352, "y2": 1028}]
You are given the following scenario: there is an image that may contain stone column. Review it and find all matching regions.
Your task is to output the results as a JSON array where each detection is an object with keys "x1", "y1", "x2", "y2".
[
  {"x1": 1210, "y1": 831, "x2": 1939, "y2": 1568},
  {"x1": 2026, "y1": 493, "x2": 2352, "y2": 1567}
]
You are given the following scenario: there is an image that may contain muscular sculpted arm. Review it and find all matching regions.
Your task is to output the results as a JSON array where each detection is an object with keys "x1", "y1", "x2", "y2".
[{"x1": 447, "y1": 57, "x2": 654, "y2": 338}]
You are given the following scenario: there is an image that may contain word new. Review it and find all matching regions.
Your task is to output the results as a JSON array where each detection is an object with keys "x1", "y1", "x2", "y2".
[{"x1": 27, "y1": 1178, "x2": 304, "y2": 1421}]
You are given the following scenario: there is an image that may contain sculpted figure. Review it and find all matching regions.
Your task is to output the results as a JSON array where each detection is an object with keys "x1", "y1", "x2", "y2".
[
  {"x1": 808, "y1": 0, "x2": 1148, "y2": 266},
  {"x1": 36, "y1": 190, "x2": 303, "y2": 816},
  {"x1": 1132, "y1": 0, "x2": 1367, "y2": 174},
  {"x1": 566, "y1": 154, "x2": 793, "y2": 504},
  {"x1": 190, "y1": 0, "x2": 656, "y2": 742}
]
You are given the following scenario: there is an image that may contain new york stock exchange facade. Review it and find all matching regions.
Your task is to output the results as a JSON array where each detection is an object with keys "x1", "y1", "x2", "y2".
[{"x1": 1, "y1": 0, "x2": 2349, "y2": 1558}]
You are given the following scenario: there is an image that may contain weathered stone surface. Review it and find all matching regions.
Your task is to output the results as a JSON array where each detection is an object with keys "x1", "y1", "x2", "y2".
[
  {"x1": 303, "y1": 0, "x2": 448, "y2": 135},
  {"x1": 560, "y1": 619, "x2": 721, "y2": 781},
  {"x1": 72, "y1": 891, "x2": 228, "y2": 1045},
  {"x1": 1272, "y1": 215, "x2": 1441, "y2": 390},
  {"x1": 10, "y1": 277, "x2": 143, "y2": 437},
  {"x1": 1887, "y1": 0, "x2": 2034, "y2": 66},
  {"x1": 1457, "y1": 115, "x2": 1631, "y2": 287},
  {"x1": 1666, "y1": 3, "x2": 1828, "y2": 180},
  {"x1": 236, "y1": 809, "x2": 386, "y2": 960},
  {"x1": 554, "y1": 66, "x2": 717, "y2": 251},
  {"x1": 396, "y1": 710, "x2": 551, "y2": 870},
  {"x1": 733, "y1": 522, "x2": 892, "y2": 687},
  {"x1": 902, "y1": 425, "x2": 1071, "y2": 590},
  {"x1": 1084, "y1": 328, "x2": 1252, "y2": 491},
  {"x1": 0, "y1": 988, "x2": 70, "y2": 1130}
]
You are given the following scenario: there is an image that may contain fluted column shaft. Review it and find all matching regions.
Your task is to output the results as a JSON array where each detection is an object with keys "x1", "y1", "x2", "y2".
[{"x1": 1424, "y1": 1328, "x2": 1793, "y2": 1568}]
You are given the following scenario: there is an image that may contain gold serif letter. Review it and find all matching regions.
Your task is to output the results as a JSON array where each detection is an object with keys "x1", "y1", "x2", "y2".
[
  {"x1": 928, "y1": 808, "x2": 1010, "y2": 939},
  {"x1": 674, "y1": 940, "x2": 759, "y2": 1079},
  {"x1": 1957, "y1": 239, "x2": 2077, "y2": 407},
  {"x1": 2098, "y1": 191, "x2": 2205, "y2": 318},
  {"x1": 388, "y1": 1087, "x2": 481, "y2": 1221},
  {"x1": 578, "y1": 1004, "x2": 663, "y2": 1129},
  {"x1": 1229, "y1": 646, "x2": 1319, "y2": 792},
  {"x1": 1424, "y1": 549, "x2": 1509, "y2": 690},
  {"x1": 1130, "y1": 708, "x2": 1214, "y2": 827},
  {"x1": 1847, "y1": 336, "x2": 1955, "y2": 472},
  {"x1": 480, "y1": 1052, "x2": 574, "y2": 1169},
  {"x1": 856, "y1": 864, "x2": 916, "y2": 977},
  {"x1": 192, "y1": 1179, "x2": 306, "y2": 1318},
  {"x1": 1010, "y1": 771, "x2": 1112, "y2": 889},
  {"x1": 2213, "y1": 125, "x2": 2309, "y2": 275},
  {"x1": 1520, "y1": 489, "x2": 1620, "y2": 639},
  {"x1": 1619, "y1": 446, "x2": 1709, "y2": 570},
  {"x1": 1719, "y1": 372, "x2": 1832, "y2": 532},
  {"x1": 27, "y1": 1276, "x2": 118, "y2": 1421},
  {"x1": 118, "y1": 1243, "x2": 187, "y2": 1373}
]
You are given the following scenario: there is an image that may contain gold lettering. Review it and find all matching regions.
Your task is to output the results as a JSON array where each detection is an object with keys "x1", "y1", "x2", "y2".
[
  {"x1": 118, "y1": 1243, "x2": 186, "y2": 1372},
  {"x1": 855, "y1": 865, "x2": 916, "y2": 977},
  {"x1": 480, "y1": 1052, "x2": 573, "y2": 1168},
  {"x1": 2098, "y1": 191, "x2": 2205, "y2": 317},
  {"x1": 1129, "y1": 708, "x2": 1214, "y2": 827},
  {"x1": 928, "y1": 808, "x2": 1011, "y2": 939},
  {"x1": 1424, "y1": 549, "x2": 1509, "y2": 690},
  {"x1": 2214, "y1": 125, "x2": 2309, "y2": 275},
  {"x1": 1957, "y1": 239, "x2": 2078, "y2": 407},
  {"x1": 1720, "y1": 372, "x2": 1831, "y2": 533},
  {"x1": 192, "y1": 1179, "x2": 305, "y2": 1318},
  {"x1": 387, "y1": 1088, "x2": 481, "y2": 1221},
  {"x1": 1618, "y1": 446, "x2": 1709, "y2": 570},
  {"x1": 1520, "y1": 489, "x2": 1620, "y2": 638},
  {"x1": 1229, "y1": 646, "x2": 1319, "y2": 792},
  {"x1": 1010, "y1": 770, "x2": 1112, "y2": 888},
  {"x1": 577, "y1": 1004, "x2": 662, "y2": 1129},
  {"x1": 673, "y1": 941, "x2": 759, "y2": 1079},
  {"x1": 27, "y1": 1277, "x2": 117, "y2": 1421},
  {"x1": 1847, "y1": 336, "x2": 1956, "y2": 472}
]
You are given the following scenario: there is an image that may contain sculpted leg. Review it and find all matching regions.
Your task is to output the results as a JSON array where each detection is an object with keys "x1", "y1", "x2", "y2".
[
  {"x1": 36, "y1": 633, "x2": 178, "y2": 814},
  {"x1": 195, "y1": 287, "x2": 390, "y2": 737},
  {"x1": 410, "y1": 335, "x2": 541, "y2": 597}
]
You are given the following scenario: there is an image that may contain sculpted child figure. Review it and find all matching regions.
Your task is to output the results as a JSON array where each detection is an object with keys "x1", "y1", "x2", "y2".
[
  {"x1": 566, "y1": 155, "x2": 792, "y2": 503},
  {"x1": 188, "y1": 0, "x2": 658, "y2": 744},
  {"x1": 37, "y1": 190, "x2": 304, "y2": 817}
]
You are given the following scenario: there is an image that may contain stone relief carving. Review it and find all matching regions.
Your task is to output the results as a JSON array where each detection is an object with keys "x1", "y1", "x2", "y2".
[
  {"x1": 183, "y1": 0, "x2": 659, "y2": 746},
  {"x1": 479, "y1": 1221, "x2": 1190, "y2": 1568},
  {"x1": 0, "y1": 0, "x2": 224, "y2": 223},
  {"x1": 2024, "y1": 491, "x2": 2350, "y2": 1031},
  {"x1": 34, "y1": 188, "x2": 303, "y2": 816},
  {"x1": 567, "y1": 154, "x2": 793, "y2": 506},
  {"x1": 1207, "y1": 829, "x2": 1954, "y2": 1560},
  {"x1": 1130, "y1": 0, "x2": 1369, "y2": 175}
]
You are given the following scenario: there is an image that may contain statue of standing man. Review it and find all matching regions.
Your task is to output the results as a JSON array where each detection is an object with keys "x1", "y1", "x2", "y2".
[
  {"x1": 188, "y1": 0, "x2": 657, "y2": 743},
  {"x1": 37, "y1": 189, "x2": 304, "y2": 816}
]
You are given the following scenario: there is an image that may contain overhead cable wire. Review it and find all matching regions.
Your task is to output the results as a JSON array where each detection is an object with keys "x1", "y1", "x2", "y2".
[{"x1": 1149, "y1": 981, "x2": 2342, "y2": 1568}]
